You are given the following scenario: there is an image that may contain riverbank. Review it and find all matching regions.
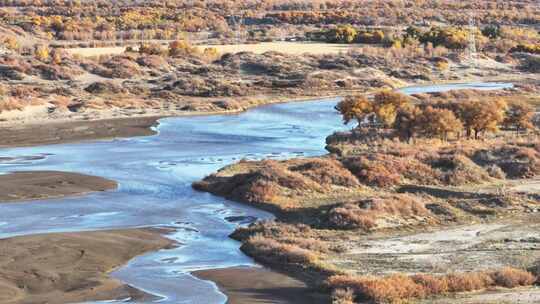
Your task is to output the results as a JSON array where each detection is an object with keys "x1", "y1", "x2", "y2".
[
  {"x1": 0, "y1": 171, "x2": 117, "y2": 203},
  {"x1": 0, "y1": 228, "x2": 175, "y2": 304},
  {"x1": 0, "y1": 91, "x2": 351, "y2": 148},
  {"x1": 194, "y1": 266, "x2": 329, "y2": 304},
  {"x1": 0, "y1": 79, "x2": 527, "y2": 148}
]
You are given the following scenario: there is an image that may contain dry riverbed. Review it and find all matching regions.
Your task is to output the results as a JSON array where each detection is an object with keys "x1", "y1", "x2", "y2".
[
  {"x1": 0, "y1": 228, "x2": 175, "y2": 304},
  {"x1": 194, "y1": 266, "x2": 329, "y2": 304}
]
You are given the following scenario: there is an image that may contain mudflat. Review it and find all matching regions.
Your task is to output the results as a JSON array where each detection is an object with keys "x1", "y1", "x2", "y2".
[
  {"x1": 194, "y1": 266, "x2": 329, "y2": 304},
  {"x1": 0, "y1": 171, "x2": 117, "y2": 203},
  {"x1": 0, "y1": 116, "x2": 159, "y2": 148},
  {"x1": 0, "y1": 228, "x2": 175, "y2": 304}
]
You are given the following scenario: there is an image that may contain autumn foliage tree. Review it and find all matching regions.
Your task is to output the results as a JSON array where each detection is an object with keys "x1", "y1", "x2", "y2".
[
  {"x1": 415, "y1": 106, "x2": 463, "y2": 140},
  {"x1": 139, "y1": 43, "x2": 165, "y2": 56},
  {"x1": 34, "y1": 44, "x2": 50, "y2": 62},
  {"x1": 504, "y1": 100, "x2": 535, "y2": 133},
  {"x1": 393, "y1": 104, "x2": 421, "y2": 142},
  {"x1": 326, "y1": 25, "x2": 357, "y2": 43},
  {"x1": 456, "y1": 99, "x2": 507, "y2": 139},
  {"x1": 336, "y1": 91, "x2": 411, "y2": 128},
  {"x1": 373, "y1": 91, "x2": 411, "y2": 127},
  {"x1": 339, "y1": 90, "x2": 531, "y2": 143},
  {"x1": 335, "y1": 95, "x2": 372, "y2": 126},
  {"x1": 168, "y1": 40, "x2": 198, "y2": 57}
]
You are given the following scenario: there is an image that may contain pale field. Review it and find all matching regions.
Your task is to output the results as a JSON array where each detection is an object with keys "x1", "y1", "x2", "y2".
[{"x1": 65, "y1": 41, "x2": 362, "y2": 57}]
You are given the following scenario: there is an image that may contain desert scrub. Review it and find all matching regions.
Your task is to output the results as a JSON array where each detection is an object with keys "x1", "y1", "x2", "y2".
[
  {"x1": 327, "y1": 194, "x2": 431, "y2": 231},
  {"x1": 428, "y1": 154, "x2": 492, "y2": 185},
  {"x1": 342, "y1": 154, "x2": 440, "y2": 188},
  {"x1": 473, "y1": 145, "x2": 540, "y2": 178},
  {"x1": 327, "y1": 267, "x2": 536, "y2": 303},
  {"x1": 194, "y1": 158, "x2": 364, "y2": 209},
  {"x1": 289, "y1": 158, "x2": 360, "y2": 188}
]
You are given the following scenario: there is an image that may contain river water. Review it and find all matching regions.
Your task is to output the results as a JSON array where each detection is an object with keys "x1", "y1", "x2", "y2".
[{"x1": 0, "y1": 82, "x2": 512, "y2": 303}]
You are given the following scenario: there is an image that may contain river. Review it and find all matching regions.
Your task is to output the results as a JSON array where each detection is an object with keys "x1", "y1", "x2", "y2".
[{"x1": 0, "y1": 82, "x2": 512, "y2": 303}]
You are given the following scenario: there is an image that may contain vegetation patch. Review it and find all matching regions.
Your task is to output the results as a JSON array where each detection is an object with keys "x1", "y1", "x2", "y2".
[{"x1": 327, "y1": 268, "x2": 537, "y2": 303}]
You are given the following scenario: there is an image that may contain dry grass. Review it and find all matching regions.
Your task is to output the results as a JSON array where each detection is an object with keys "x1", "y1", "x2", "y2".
[{"x1": 327, "y1": 268, "x2": 536, "y2": 303}]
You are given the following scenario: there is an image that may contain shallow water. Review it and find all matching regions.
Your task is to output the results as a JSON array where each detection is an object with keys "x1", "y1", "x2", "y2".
[
  {"x1": 0, "y1": 82, "x2": 512, "y2": 303},
  {"x1": 399, "y1": 82, "x2": 513, "y2": 95}
]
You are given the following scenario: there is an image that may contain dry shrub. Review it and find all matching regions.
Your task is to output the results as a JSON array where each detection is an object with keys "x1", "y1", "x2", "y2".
[
  {"x1": 445, "y1": 272, "x2": 493, "y2": 292},
  {"x1": 490, "y1": 267, "x2": 536, "y2": 288},
  {"x1": 411, "y1": 274, "x2": 449, "y2": 295},
  {"x1": 232, "y1": 220, "x2": 309, "y2": 239},
  {"x1": 485, "y1": 164, "x2": 506, "y2": 179},
  {"x1": 100, "y1": 56, "x2": 142, "y2": 78},
  {"x1": 195, "y1": 159, "x2": 345, "y2": 207},
  {"x1": 0, "y1": 97, "x2": 25, "y2": 112},
  {"x1": 328, "y1": 194, "x2": 429, "y2": 230},
  {"x1": 289, "y1": 158, "x2": 359, "y2": 188},
  {"x1": 327, "y1": 274, "x2": 426, "y2": 303},
  {"x1": 136, "y1": 54, "x2": 169, "y2": 70},
  {"x1": 10, "y1": 85, "x2": 36, "y2": 98},
  {"x1": 342, "y1": 154, "x2": 438, "y2": 188},
  {"x1": 85, "y1": 81, "x2": 125, "y2": 95},
  {"x1": 243, "y1": 234, "x2": 320, "y2": 264},
  {"x1": 342, "y1": 156, "x2": 400, "y2": 188},
  {"x1": 328, "y1": 267, "x2": 536, "y2": 303},
  {"x1": 232, "y1": 221, "x2": 331, "y2": 253},
  {"x1": 473, "y1": 145, "x2": 540, "y2": 178},
  {"x1": 167, "y1": 77, "x2": 248, "y2": 97},
  {"x1": 430, "y1": 154, "x2": 492, "y2": 185},
  {"x1": 49, "y1": 95, "x2": 72, "y2": 110},
  {"x1": 328, "y1": 204, "x2": 376, "y2": 230},
  {"x1": 332, "y1": 288, "x2": 355, "y2": 304}
]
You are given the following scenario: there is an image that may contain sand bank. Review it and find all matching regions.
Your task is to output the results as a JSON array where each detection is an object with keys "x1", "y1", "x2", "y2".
[
  {"x1": 0, "y1": 171, "x2": 117, "y2": 203},
  {"x1": 0, "y1": 228, "x2": 175, "y2": 304},
  {"x1": 194, "y1": 266, "x2": 329, "y2": 304}
]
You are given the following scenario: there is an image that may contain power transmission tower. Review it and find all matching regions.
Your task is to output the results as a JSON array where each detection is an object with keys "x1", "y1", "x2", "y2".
[
  {"x1": 230, "y1": 13, "x2": 243, "y2": 44},
  {"x1": 467, "y1": 10, "x2": 478, "y2": 69}
]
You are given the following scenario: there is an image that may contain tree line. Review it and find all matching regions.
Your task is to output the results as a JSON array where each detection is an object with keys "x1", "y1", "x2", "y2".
[{"x1": 336, "y1": 91, "x2": 536, "y2": 142}]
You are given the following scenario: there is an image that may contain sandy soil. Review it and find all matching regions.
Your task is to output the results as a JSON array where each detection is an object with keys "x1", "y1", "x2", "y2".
[
  {"x1": 0, "y1": 171, "x2": 117, "y2": 203},
  {"x1": 333, "y1": 214, "x2": 540, "y2": 276},
  {"x1": 0, "y1": 116, "x2": 160, "y2": 148},
  {"x1": 194, "y1": 266, "x2": 329, "y2": 304},
  {"x1": 65, "y1": 41, "x2": 362, "y2": 57},
  {"x1": 420, "y1": 287, "x2": 540, "y2": 304},
  {"x1": 0, "y1": 228, "x2": 175, "y2": 304}
]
